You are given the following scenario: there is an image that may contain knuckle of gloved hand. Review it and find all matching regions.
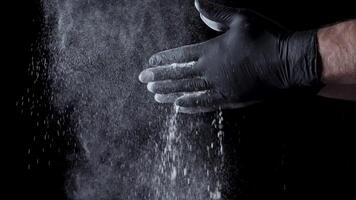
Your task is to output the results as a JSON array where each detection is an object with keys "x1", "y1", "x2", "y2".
[
  {"x1": 200, "y1": 78, "x2": 210, "y2": 89},
  {"x1": 231, "y1": 14, "x2": 250, "y2": 30},
  {"x1": 192, "y1": 79, "x2": 207, "y2": 90},
  {"x1": 230, "y1": 14, "x2": 243, "y2": 25},
  {"x1": 185, "y1": 80, "x2": 197, "y2": 90}
]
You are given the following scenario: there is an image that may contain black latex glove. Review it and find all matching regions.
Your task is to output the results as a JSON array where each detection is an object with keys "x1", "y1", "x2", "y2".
[{"x1": 139, "y1": 0, "x2": 323, "y2": 114}]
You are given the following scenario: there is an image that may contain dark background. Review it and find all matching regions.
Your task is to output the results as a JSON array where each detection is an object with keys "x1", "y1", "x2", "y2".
[{"x1": 7, "y1": 0, "x2": 355, "y2": 199}]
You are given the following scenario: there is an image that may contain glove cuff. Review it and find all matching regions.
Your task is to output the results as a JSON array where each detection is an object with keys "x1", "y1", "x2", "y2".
[{"x1": 284, "y1": 30, "x2": 324, "y2": 92}]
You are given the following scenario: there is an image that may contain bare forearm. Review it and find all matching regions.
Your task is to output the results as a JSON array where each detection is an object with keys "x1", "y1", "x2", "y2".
[
  {"x1": 318, "y1": 20, "x2": 356, "y2": 84},
  {"x1": 318, "y1": 20, "x2": 356, "y2": 101}
]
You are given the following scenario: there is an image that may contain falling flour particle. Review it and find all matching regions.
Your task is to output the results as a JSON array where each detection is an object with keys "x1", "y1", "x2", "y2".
[
  {"x1": 210, "y1": 182, "x2": 222, "y2": 200},
  {"x1": 210, "y1": 109, "x2": 225, "y2": 200},
  {"x1": 154, "y1": 107, "x2": 225, "y2": 200}
]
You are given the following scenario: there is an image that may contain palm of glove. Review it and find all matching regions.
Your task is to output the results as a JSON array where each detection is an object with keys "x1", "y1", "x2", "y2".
[{"x1": 200, "y1": 20, "x2": 288, "y2": 103}]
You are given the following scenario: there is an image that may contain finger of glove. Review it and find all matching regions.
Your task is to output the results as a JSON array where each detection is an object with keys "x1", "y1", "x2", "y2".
[
  {"x1": 147, "y1": 78, "x2": 211, "y2": 94},
  {"x1": 195, "y1": 0, "x2": 237, "y2": 31},
  {"x1": 149, "y1": 42, "x2": 205, "y2": 66},
  {"x1": 174, "y1": 90, "x2": 221, "y2": 107},
  {"x1": 176, "y1": 101, "x2": 261, "y2": 114},
  {"x1": 154, "y1": 93, "x2": 183, "y2": 103},
  {"x1": 139, "y1": 62, "x2": 199, "y2": 83},
  {"x1": 176, "y1": 106, "x2": 216, "y2": 114},
  {"x1": 175, "y1": 90, "x2": 262, "y2": 108}
]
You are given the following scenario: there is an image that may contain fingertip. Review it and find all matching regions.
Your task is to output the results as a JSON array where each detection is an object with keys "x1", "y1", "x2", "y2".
[
  {"x1": 154, "y1": 94, "x2": 162, "y2": 103},
  {"x1": 194, "y1": 0, "x2": 234, "y2": 32},
  {"x1": 147, "y1": 82, "x2": 155, "y2": 93},
  {"x1": 174, "y1": 105, "x2": 208, "y2": 114},
  {"x1": 176, "y1": 106, "x2": 191, "y2": 114},
  {"x1": 139, "y1": 70, "x2": 154, "y2": 83},
  {"x1": 138, "y1": 72, "x2": 146, "y2": 83},
  {"x1": 200, "y1": 13, "x2": 225, "y2": 32},
  {"x1": 194, "y1": 0, "x2": 200, "y2": 12},
  {"x1": 194, "y1": 0, "x2": 203, "y2": 13},
  {"x1": 154, "y1": 93, "x2": 170, "y2": 103}
]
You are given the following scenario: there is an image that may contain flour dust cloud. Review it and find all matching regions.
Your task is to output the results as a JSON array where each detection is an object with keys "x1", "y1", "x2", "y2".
[{"x1": 40, "y1": 0, "x2": 228, "y2": 199}]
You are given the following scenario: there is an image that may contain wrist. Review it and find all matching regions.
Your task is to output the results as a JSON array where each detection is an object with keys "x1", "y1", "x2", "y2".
[{"x1": 283, "y1": 30, "x2": 324, "y2": 89}]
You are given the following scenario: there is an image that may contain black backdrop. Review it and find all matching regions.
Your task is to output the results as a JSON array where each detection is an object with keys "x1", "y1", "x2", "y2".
[{"x1": 7, "y1": 0, "x2": 355, "y2": 199}]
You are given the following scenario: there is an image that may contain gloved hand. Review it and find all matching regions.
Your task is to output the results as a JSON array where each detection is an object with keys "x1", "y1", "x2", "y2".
[{"x1": 139, "y1": 0, "x2": 323, "y2": 114}]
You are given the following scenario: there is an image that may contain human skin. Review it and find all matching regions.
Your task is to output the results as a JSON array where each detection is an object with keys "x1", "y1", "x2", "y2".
[{"x1": 318, "y1": 20, "x2": 356, "y2": 101}]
